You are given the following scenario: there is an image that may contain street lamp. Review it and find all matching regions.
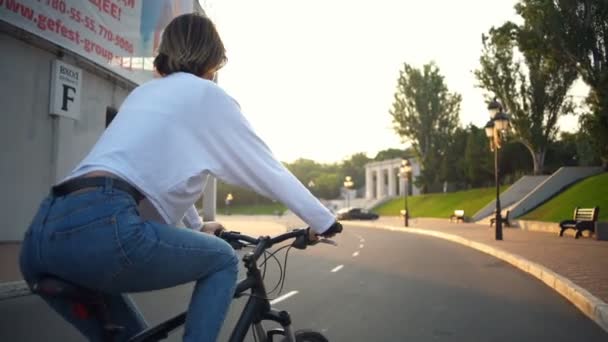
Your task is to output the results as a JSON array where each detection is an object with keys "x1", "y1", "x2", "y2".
[
  {"x1": 343, "y1": 176, "x2": 354, "y2": 208},
  {"x1": 225, "y1": 193, "x2": 234, "y2": 215},
  {"x1": 399, "y1": 159, "x2": 412, "y2": 227},
  {"x1": 484, "y1": 98, "x2": 510, "y2": 241},
  {"x1": 307, "y1": 180, "x2": 315, "y2": 191}
]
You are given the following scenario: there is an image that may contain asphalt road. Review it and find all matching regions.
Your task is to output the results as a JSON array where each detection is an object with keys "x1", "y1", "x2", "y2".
[{"x1": 0, "y1": 224, "x2": 606, "y2": 341}]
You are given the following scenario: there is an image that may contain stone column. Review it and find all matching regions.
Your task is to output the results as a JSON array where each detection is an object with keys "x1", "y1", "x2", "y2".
[
  {"x1": 387, "y1": 166, "x2": 396, "y2": 196},
  {"x1": 365, "y1": 167, "x2": 374, "y2": 200},
  {"x1": 412, "y1": 161, "x2": 421, "y2": 196},
  {"x1": 399, "y1": 176, "x2": 405, "y2": 196},
  {"x1": 376, "y1": 168, "x2": 384, "y2": 199}
]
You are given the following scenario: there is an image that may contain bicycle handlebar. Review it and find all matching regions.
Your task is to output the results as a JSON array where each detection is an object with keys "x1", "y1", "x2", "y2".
[
  {"x1": 218, "y1": 231, "x2": 261, "y2": 245},
  {"x1": 217, "y1": 227, "x2": 338, "y2": 253},
  {"x1": 217, "y1": 228, "x2": 308, "y2": 248}
]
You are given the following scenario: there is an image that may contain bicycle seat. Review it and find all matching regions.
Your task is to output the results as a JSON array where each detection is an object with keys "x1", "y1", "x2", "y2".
[{"x1": 32, "y1": 276, "x2": 101, "y2": 303}]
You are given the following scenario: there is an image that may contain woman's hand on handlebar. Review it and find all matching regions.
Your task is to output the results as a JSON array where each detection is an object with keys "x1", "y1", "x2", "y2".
[
  {"x1": 320, "y1": 221, "x2": 343, "y2": 238},
  {"x1": 200, "y1": 221, "x2": 226, "y2": 235},
  {"x1": 302, "y1": 221, "x2": 343, "y2": 247}
]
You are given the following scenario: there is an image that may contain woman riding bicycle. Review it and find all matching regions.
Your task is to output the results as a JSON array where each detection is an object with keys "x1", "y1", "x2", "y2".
[{"x1": 20, "y1": 13, "x2": 342, "y2": 342}]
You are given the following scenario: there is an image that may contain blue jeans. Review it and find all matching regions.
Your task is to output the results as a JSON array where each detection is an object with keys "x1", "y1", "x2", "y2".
[{"x1": 20, "y1": 179, "x2": 239, "y2": 342}]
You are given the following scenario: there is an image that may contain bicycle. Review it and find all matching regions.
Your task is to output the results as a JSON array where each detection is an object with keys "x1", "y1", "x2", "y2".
[{"x1": 32, "y1": 227, "x2": 338, "y2": 342}]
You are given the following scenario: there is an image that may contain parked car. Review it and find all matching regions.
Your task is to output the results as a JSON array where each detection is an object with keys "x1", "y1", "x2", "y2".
[{"x1": 336, "y1": 207, "x2": 379, "y2": 220}]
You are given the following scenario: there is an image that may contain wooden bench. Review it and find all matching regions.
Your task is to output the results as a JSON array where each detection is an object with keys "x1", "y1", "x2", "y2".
[
  {"x1": 490, "y1": 210, "x2": 511, "y2": 228},
  {"x1": 450, "y1": 210, "x2": 465, "y2": 223},
  {"x1": 559, "y1": 207, "x2": 599, "y2": 239}
]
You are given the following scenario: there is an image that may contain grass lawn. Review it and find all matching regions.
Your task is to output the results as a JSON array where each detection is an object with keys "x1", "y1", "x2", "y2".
[
  {"x1": 373, "y1": 187, "x2": 502, "y2": 219},
  {"x1": 521, "y1": 172, "x2": 608, "y2": 223},
  {"x1": 218, "y1": 203, "x2": 288, "y2": 215}
]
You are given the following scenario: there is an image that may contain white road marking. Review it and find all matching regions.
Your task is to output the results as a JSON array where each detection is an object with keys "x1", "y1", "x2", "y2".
[
  {"x1": 359, "y1": 244, "x2": 364, "y2": 248},
  {"x1": 352, "y1": 251, "x2": 360, "y2": 257},
  {"x1": 269, "y1": 291, "x2": 299, "y2": 305},
  {"x1": 331, "y1": 265, "x2": 344, "y2": 273},
  {"x1": 351, "y1": 233, "x2": 365, "y2": 243}
]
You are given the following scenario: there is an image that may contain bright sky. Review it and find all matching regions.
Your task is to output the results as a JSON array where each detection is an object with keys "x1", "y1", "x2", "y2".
[{"x1": 200, "y1": 0, "x2": 583, "y2": 164}]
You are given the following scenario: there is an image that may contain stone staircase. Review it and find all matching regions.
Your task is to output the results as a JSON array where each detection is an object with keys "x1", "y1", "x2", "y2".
[
  {"x1": 473, "y1": 175, "x2": 549, "y2": 222},
  {"x1": 474, "y1": 166, "x2": 604, "y2": 223}
]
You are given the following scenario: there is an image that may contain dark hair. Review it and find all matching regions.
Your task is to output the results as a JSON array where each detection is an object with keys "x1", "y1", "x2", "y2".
[{"x1": 153, "y1": 13, "x2": 227, "y2": 76}]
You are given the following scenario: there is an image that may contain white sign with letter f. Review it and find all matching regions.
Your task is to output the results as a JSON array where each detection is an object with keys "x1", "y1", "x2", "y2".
[{"x1": 50, "y1": 60, "x2": 82, "y2": 120}]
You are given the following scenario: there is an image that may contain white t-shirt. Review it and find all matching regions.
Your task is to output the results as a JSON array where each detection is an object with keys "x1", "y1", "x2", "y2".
[{"x1": 67, "y1": 72, "x2": 335, "y2": 234}]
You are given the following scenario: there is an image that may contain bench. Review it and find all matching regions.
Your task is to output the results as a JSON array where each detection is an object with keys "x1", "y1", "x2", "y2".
[
  {"x1": 450, "y1": 210, "x2": 465, "y2": 223},
  {"x1": 559, "y1": 207, "x2": 599, "y2": 239},
  {"x1": 490, "y1": 210, "x2": 511, "y2": 228}
]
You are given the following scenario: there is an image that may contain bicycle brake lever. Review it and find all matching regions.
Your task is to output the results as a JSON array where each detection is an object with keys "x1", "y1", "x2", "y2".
[
  {"x1": 228, "y1": 240, "x2": 246, "y2": 250},
  {"x1": 317, "y1": 238, "x2": 337, "y2": 246}
]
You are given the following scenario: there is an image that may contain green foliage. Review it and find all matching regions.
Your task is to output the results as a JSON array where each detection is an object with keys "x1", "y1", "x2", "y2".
[
  {"x1": 515, "y1": 0, "x2": 608, "y2": 167},
  {"x1": 287, "y1": 158, "x2": 326, "y2": 183},
  {"x1": 216, "y1": 183, "x2": 274, "y2": 209},
  {"x1": 340, "y1": 152, "x2": 371, "y2": 193},
  {"x1": 475, "y1": 20, "x2": 577, "y2": 174},
  {"x1": 544, "y1": 131, "x2": 579, "y2": 172},
  {"x1": 216, "y1": 150, "x2": 402, "y2": 206},
  {"x1": 580, "y1": 111, "x2": 608, "y2": 167},
  {"x1": 500, "y1": 140, "x2": 535, "y2": 181},
  {"x1": 374, "y1": 187, "x2": 503, "y2": 219},
  {"x1": 373, "y1": 148, "x2": 415, "y2": 161},
  {"x1": 389, "y1": 62, "x2": 462, "y2": 192},
  {"x1": 464, "y1": 125, "x2": 494, "y2": 187},
  {"x1": 570, "y1": 124, "x2": 602, "y2": 166},
  {"x1": 311, "y1": 173, "x2": 342, "y2": 199},
  {"x1": 521, "y1": 172, "x2": 608, "y2": 222},
  {"x1": 441, "y1": 127, "x2": 468, "y2": 186}
]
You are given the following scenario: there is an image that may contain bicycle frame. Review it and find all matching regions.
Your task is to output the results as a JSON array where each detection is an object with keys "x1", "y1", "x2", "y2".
[
  {"x1": 229, "y1": 237, "x2": 296, "y2": 342},
  {"x1": 128, "y1": 235, "x2": 298, "y2": 342}
]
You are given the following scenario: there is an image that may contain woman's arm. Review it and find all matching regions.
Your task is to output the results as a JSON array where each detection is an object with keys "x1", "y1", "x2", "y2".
[
  {"x1": 191, "y1": 85, "x2": 336, "y2": 234},
  {"x1": 182, "y1": 204, "x2": 203, "y2": 230}
]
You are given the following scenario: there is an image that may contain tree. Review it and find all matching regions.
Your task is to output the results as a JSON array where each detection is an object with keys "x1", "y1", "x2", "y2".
[
  {"x1": 287, "y1": 158, "x2": 323, "y2": 183},
  {"x1": 373, "y1": 148, "x2": 415, "y2": 161},
  {"x1": 389, "y1": 62, "x2": 461, "y2": 192},
  {"x1": 340, "y1": 152, "x2": 371, "y2": 189},
  {"x1": 475, "y1": 22, "x2": 577, "y2": 174},
  {"x1": 440, "y1": 127, "x2": 468, "y2": 188},
  {"x1": 571, "y1": 122, "x2": 603, "y2": 166},
  {"x1": 515, "y1": 0, "x2": 608, "y2": 167},
  {"x1": 463, "y1": 125, "x2": 494, "y2": 188},
  {"x1": 544, "y1": 131, "x2": 579, "y2": 172},
  {"x1": 312, "y1": 173, "x2": 341, "y2": 200}
]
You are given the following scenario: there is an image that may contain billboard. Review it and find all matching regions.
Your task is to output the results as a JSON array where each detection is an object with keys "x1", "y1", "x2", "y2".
[{"x1": 0, "y1": 0, "x2": 194, "y2": 84}]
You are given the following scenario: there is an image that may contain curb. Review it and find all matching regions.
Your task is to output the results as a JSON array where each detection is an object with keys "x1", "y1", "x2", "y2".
[
  {"x1": 345, "y1": 221, "x2": 608, "y2": 334},
  {"x1": 0, "y1": 281, "x2": 30, "y2": 301}
]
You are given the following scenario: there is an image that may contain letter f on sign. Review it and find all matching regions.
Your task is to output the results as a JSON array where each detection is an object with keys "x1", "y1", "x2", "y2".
[{"x1": 61, "y1": 85, "x2": 76, "y2": 111}]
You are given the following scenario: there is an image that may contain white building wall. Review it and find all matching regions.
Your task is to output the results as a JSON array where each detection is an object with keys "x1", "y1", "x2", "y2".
[{"x1": 0, "y1": 29, "x2": 133, "y2": 241}]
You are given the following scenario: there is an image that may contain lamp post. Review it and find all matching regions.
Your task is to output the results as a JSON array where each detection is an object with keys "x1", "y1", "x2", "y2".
[
  {"x1": 484, "y1": 98, "x2": 510, "y2": 241},
  {"x1": 400, "y1": 159, "x2": 412, "y2": 227},
  {"x1": 307, "y1": 180, "x2": 315, "y2": 192},
  {"x1": 343, "y1": 176, "x2": 354, "y2": 208},
  {"x1": 225, "y1": 193, "x2": 234, "y2": 215}
]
